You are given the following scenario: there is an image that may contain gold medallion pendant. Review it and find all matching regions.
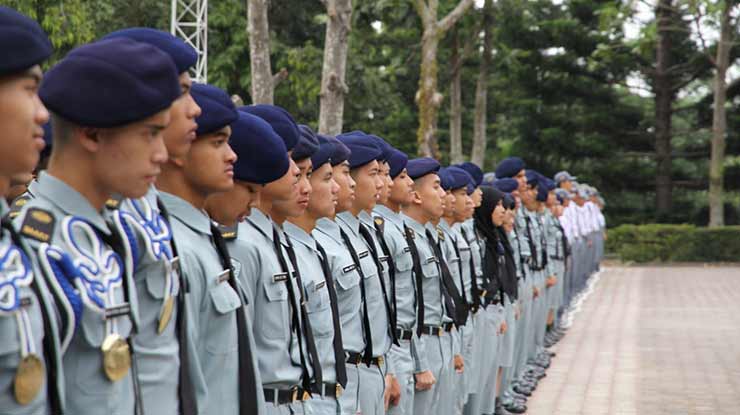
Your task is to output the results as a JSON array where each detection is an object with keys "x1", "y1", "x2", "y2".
[
  {"x1": 101, "y1": 334, "x2": 130, "y2": 381},
  {"x1": 157, "y1": 296, "x2": 175, "y2": 334},
  {"x1": 14, "y1": 354, "x2": 44, "y2": 405}
]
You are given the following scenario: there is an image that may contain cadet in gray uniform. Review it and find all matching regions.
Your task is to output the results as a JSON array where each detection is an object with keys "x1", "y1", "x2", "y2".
[
  {"x1": 102, "y1": 27, "x2": 203, "y2": 415},
  {"x1": 17, "y1": 38, "x2": 180, "y2": 414},
  {"x1": 374, "y1": 148, "x2": 421, "y2": 415},
  {"x1": 156, "y1": 84, "x2": 259, "y2": 415},
  {"x1": 436, "y1": 167, "x2": 472, "y2": 415},
  {"x1": 334, "y1": 132, "x2": 396, "y2": 415},
  {"x1": 312, "y1": 138, "x2": 368, "y2": 415},
  {"x1": 206, "y1": 110, "x2": 300, "y2": 415},
  {"x1": 0, "y1": 8, "x2": 65, "y2": 414},
  {"x1": 284, "y1": 131, "x2": 348, "y2": 414},
  {"x1": 228, "y1": 105, "x2": 319, "y2": 415},
  {"x1": 400, "y1": 158, "x2": 450, "y2": 415}
]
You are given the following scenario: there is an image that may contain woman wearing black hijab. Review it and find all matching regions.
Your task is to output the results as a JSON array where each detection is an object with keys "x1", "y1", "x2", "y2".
[{"x1": 470, "y1": 186, "x2": 517, "y2": 415}]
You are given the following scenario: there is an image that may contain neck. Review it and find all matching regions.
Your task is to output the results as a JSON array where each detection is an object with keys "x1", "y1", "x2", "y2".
[
  {"x1": 385, "y1": 199, "x2": 401, "y2": 213},
  {"x1": 442, "y1": 215, "x2": 454, "y2": 226},
  {"x1": 403, "y1": 206, "x2": 428, "y2": 225},
  {"x1": 157, "y1": 168, "x2": 206, "y2": 209},
  {"x1": 47, "y1": 154, "x2": 109, "y2": 210},
  {"x1": 288, "y1": 212, "x2": 317, "y2": 234},
  {"x1": 431, "y1": 218, "x2": 440, "y2": 226},
  {"x1": 349, "y1": 204, "x2": 364, "y2": 216},
  {"x1": 0, "y1": 176, "x2": 9, "y2": 199},
  {"x1": 262, "y1": 197, "x2": 286, "y2": 224}
]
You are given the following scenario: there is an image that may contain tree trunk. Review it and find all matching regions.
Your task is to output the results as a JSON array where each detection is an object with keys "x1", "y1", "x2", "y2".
[
  {"x1": 414, "y1": 0, "x2": 475, "y2": 158},
  {"x1": 247, "y1": 0, "x2": 274, "y2": 104},
  {"x1": 471, "y1": 0, "x2": 492, "y2": 168},
  {"x1": 318, "y1": 0, "x2": 353, "y2": 135},
  {"x1": 654, "y1": 0, "x2": 674, "y2": 217},
  {"x1": 449, "y1": 27, "x2": 464, "y2": 164},
  {"x1": 708, "y1": 1, "x2": 734, "y2": 227}
]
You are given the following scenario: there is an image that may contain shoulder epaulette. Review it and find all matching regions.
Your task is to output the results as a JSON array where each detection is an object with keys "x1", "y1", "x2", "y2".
[
  {"x1": 8, "y1": 194, "x2": 31, "y2": 219},
  {"x1": 437, "y1": 227, "x2": 445, "y2": 241},
  {"x1": 19, "y1": 207, "x2": 55, "y2": 243},
  {"x1": 374, "y1": 216, "x2": 385, "y2": 233},
  {"x1": 218, "y1": 223, "x2": 238, "y2": 241},
  {"x1": 105, "y1": 195, "x2": 124, "y2": 210}
]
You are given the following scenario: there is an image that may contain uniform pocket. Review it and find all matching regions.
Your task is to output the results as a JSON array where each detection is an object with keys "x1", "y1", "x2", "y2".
[
  {"x1": 205, "y1": 282, "x2": 241, "y2": 354},
  {"x1": 335, "y1": 263, "x2": 360, "y2": 291},
  {"x1": 260, "y1": 278, "x2": 289, "y2": 340},
  {"x1": 305, "y1": 280, "x2": 333, "y2": 338}
]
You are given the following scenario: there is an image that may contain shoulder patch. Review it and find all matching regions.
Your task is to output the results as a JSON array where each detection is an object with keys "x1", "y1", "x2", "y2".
[
  {"x1": 218, "y1": 223, "x2": 238, "y2": 241},
  {"x1": 8, "y1": 194, "x2": 31, "y2": 219},
  {"x1": 405, "y1": 227, "x2": 415, "y2": 240},
  {"x1": 20, "y1": 208, "x2": 56, "y2": 243},
  {"x1": 105, "y1": 195, "x2": 123, "y2": 210},
  {"x1": 437, "y1": 228, "x2": 445, "y2": 241}
]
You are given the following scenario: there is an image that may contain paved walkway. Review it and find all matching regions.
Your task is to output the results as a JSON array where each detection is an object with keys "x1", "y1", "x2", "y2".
[{"x1": 526, "y1": 265, "x2": 740, "y2": 415}]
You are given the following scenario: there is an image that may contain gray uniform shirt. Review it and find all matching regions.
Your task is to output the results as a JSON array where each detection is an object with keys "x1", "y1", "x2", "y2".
[
  {"x1": 312, "y1": 218, "x2": 365, "y2": 354},
  {"x1": 17, "y1": 172, "x2": 137, "y2": 415},
  {"x1": 159, "y1": 192, "x2": 241, "y2": 415},
  {"x1": 232, "y1": 209, "x2": 308, "y2": 389},
  {"x1": 335, "y1": 212, "x2": 391, "y2": 360},
  {"x1": 283, "y1": 221, "x2": 338, "y2": 385},
  {"x1": 3, "y1": 198, "x2": 65, "y2": 415},
  {"x1": 108, "y1": 189, "x2": 180, "y2": 414}
]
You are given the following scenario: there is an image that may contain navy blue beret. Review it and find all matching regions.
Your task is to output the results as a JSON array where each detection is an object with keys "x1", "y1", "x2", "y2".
[
  {"x1": 293, "y1": 124, "x2": 319, "y2": 161},
  {"x1": 40, "y1": 38, "x2": 180, "y2": 128},
  {"x1": 444, "y1": 166, "x2": 473, "y2": 191},
  {"x1": 311, "y1": 134, "x2": 335, "y2": 168},
  {"x1": 456, "y1": 162, "x2": 483, "y2": 187},
  {"x1": 230, "y1": 112, "x2": 289, "y2": 184},
  {"x1": 466, "y1": 183, "x2": 475, "y2": 195},
  {"x1": 494, "y1": 157, "x2": 525, "y2": 179},
  {"x1": 492, "y1": 178, "x2": 518, "y2": 193},
  {"x1": 191, "y1": 83, "x2": 238, "y2": 136},
  {"x1": 325, "y1": 135, "x2": 350, "y2": 166},
  {"x1": 536, "y1": 182, "x2": 549, "y2": 202},
  {"x1": 542, "y1": 177, "x2": 556, "y2": 191},
  {"x1": 336, "y1": 132, "x2": 382, "y2": 169},
  {"x1": 103, "y1": 28, "x2": 197, "y2": 74},
  {"x1": 0, "y1": 7, "x2": 52, "y2": 76},
  {"x1": 503, "y1": 194, "x2": 516, "y2": 210},
  {"x1": 407, "y1": 157, "x2": 440, "y2": 180},
  {"x1": 525, "y1": 169, "x2": 540, "y2": 188},
  {"x1": 387, "y1": 148, "x2": 408, "y2": 179},
  {"x1": 366, "y1": 134, "x2": 393, "y2": 162},
  {"x1": 438, "y1": 168, "x2": 453, "y2": 191},
  {"x1": 239, "y1": 105, "x2": 299, "y2": 151},
  {"x1": 482, "y1": 172, "x2": 496, "y2": 185}
]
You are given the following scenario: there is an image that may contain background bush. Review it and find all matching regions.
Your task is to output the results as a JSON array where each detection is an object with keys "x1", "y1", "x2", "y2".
[{"x1": 606, "y1": 224, "x2": 740, "y2": 263}]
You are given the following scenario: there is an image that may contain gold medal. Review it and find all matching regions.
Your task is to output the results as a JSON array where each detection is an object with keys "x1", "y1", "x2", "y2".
[
  {"x1": 101, "y1": 334, "x2": 131, "y2": 382},
  {"x1": 157, "y1": 296, "x2": 175, "y2": 334},
  {"x1": 14, "y1": 354, "x2": 44, "y2": 405}
]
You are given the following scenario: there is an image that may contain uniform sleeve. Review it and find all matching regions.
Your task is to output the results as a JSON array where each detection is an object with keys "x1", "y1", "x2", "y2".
[
  {"x1": 412, "y1": 332, "x2": 430, "y2": 373},
  {"x1": 180, "y1": 253, "x2": 210, "y2": 414}
]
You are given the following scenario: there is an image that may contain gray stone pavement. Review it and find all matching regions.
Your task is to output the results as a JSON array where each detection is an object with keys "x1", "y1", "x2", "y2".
[{"x1": 525, "y1": 265, "x2": 740, "y2": 415}]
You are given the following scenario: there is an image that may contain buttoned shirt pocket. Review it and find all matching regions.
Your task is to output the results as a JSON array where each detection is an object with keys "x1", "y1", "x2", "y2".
[
  {"x1": 306, "y1": 280, "x2": 333, "y2": 338},
  {"x1": 394, "y1": 251, "x2": 414, "y2": 290},
  {"x1": 0, "y1": 315, "x2": 21, "y2": 367},
  {"x1": 259, "y1": 276, "x2": 289, "y2": 341},
  {"x1": 335, "y1": 264, "x2": 360, "y2": 292},
  {"x1": 205, "y1": 282, "x2": 240, "y2": 354},
  {"x1": 421, "y1": 256, "x2": 439, "y2": 279}
]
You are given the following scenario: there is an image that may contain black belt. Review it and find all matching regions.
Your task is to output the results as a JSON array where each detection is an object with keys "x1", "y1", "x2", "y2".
[
  {"x1": 419, "y1": 323, "x2": 454, "y2": 337},
  {"x1": 263, "y1": 387, "x2": 304, "y2": 405},
  {"x1": 346, "y1": 351, "x2": 385, "y2": 367},
  {"x1": 307, "y1": 383, "x2": 343, "y2": 399},
  {"x1": 395, "y1": 328, "x2": 414, "y2": 341}
]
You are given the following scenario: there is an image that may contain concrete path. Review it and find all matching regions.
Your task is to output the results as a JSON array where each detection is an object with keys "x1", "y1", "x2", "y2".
[{"x1": 526, "y1": 265, "x2": 740, "y2": 415}]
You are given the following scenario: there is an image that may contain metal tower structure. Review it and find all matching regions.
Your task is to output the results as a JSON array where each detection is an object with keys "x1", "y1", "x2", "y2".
[{"x1": 170, "y1": 0, "x2": 208, "y2": 82}]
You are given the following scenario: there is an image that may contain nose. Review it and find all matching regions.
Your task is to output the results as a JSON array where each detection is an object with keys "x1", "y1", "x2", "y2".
[
  {"x1": 35, "y1": 95, "x2": 50, "y2": 126},
  {"x1": 188, "y1": 94, "x2": 202, "y2": 118},
  {"x1": 153, "y1": 135, "x2": 169, "y2": 165},
  {"x1": 226, "y1": 145, "x2": 237, "y2": 163}
]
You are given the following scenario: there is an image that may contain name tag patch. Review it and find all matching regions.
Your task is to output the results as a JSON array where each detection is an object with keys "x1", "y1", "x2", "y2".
[
  {"x1": 342, "y1": 264, "x2": 357, "y2": 273},
  {"x1": 403, "y1": 247, "x2": 411, "y2": 253},
  {"x1": 315, "y1": 281, "x2": 326, "y2": 290},
  {"x1": 358, "y1": 251, "x2": 369, "y2": 259},
  {"x1": 424, "y1": 256, "x2": 437, "y2": 264},
  {"x1": 272, "y1": 272, "x2": 288, "y2": 283}
]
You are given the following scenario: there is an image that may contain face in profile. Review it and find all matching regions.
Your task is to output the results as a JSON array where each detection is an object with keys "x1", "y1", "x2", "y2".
[
  {"x1": 307, "y1": 162, "x2": 339, "y2": 219},
  {"x1": 163, "y1": 72, "x2": 201, "y2": 162},
  {"x1": 333, "y1": 162, "x2": 355, "y2": 213},
  {"x1": 182, "y1": 125, "x2": 236, "y2": 196}
]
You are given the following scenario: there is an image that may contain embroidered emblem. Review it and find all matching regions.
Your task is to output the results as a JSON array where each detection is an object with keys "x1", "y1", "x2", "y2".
[
  {"x1": 0, "y1": 238, "x2": 34, "y2": 314},
  {"x1": 218, "y1": 223, "x2": 238, "y2": 241},
  {"x1": 8, "y1": 194, "x2": 31, "y2": 219},
  {"x1": 316, "y1": 281, "x2": 326, "y2": 290},
  {"x1": 105, "y1": 195, "x2": 123, "y2": 210},
  {"x1": 19, "y1": 208, "x2": 55, "y2": 243}
]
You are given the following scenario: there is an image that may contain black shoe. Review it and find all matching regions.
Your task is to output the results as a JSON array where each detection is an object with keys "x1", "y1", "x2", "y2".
[
  {"x1": 504, "y1": 401, "x2": 527, "y2": 414},
  {"x1": 513, "y1": 384, "x2": 532, "y2": 396}
]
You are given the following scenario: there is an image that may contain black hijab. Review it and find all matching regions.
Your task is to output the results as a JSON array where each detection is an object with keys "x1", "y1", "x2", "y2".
[{"x1": 474, "y1": 186, "x2": 518, "y2": 301}]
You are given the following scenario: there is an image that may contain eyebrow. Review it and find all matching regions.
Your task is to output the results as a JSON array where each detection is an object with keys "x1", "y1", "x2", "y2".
[{"x1": 144, "y1": 123, "x2": 168, "y2": 131}]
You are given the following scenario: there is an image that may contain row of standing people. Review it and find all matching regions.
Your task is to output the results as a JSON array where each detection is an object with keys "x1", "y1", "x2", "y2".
[{"x1": 0, "y1": 7, "x2": 605, "y2": 415}]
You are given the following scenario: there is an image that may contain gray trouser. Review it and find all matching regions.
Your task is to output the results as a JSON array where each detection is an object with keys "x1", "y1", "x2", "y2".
[
  {"x1": 436, "y1": 333, "x2": 455, "y2": 415},
  {"x1": 479, "y1": 305, "x2": 505, "y2": 414},
  {"x1": 302, "y1": 394, "x2": 340, "y2": 415},
  {"x1": 338, "y1": 363, "x2": 361, "y2": 414},
  {"x1": 358, "y1": 359, "x2": 387, "y2": 415},
  {"x1": 387, "y1": 340, "x2": 415, "y2": 415},
  {"x1": 413, "y1": 335, "x2": 444, "y2": 415},
  {"x1": 265, "y1": 401, "x2": 304, "y2": 415}
]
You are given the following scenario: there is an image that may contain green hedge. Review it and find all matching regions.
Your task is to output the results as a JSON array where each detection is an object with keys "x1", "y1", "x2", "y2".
[{"x1": 606, "y1": 224, "x2": 740, "y2": 263}]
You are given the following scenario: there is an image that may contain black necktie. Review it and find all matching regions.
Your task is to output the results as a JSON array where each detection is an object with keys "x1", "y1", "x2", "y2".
[
  {"x1": 284, "y1": 239, "x2": 323, "y2": 387},
  {"x1": 372, "y1": 220, "x2": 398, "y2": 337},
  {"x1": 460, "y1": 227, "x2": 481, "y2": 312},
  {"x1": 450, "y1": 233, "x2": 468, "y2": 307},
  {"x1": 403, "y1": 225, "x2": 425, "y2": 337},
  {"x1": 2, "y1": 218, "x2": 63, "y2": 414},
  {"x1": 358, "y1": 224, "x2": 398, "y2": 346},
  {"x1": 211, "y1": 224, "x2": 259, "y2": 415},
  {"x1": 156, "y1": 199, "x2": 197, "y2": 415},
  {"x1": 315, "y1": 242, "x2": 348, "y2": 388},
  {"x1": 426, "y1": 229, "x2": 467, "y2": 327},
  {"x1": 339, "y1": 228, "x2": 374, "y2": 364}
]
